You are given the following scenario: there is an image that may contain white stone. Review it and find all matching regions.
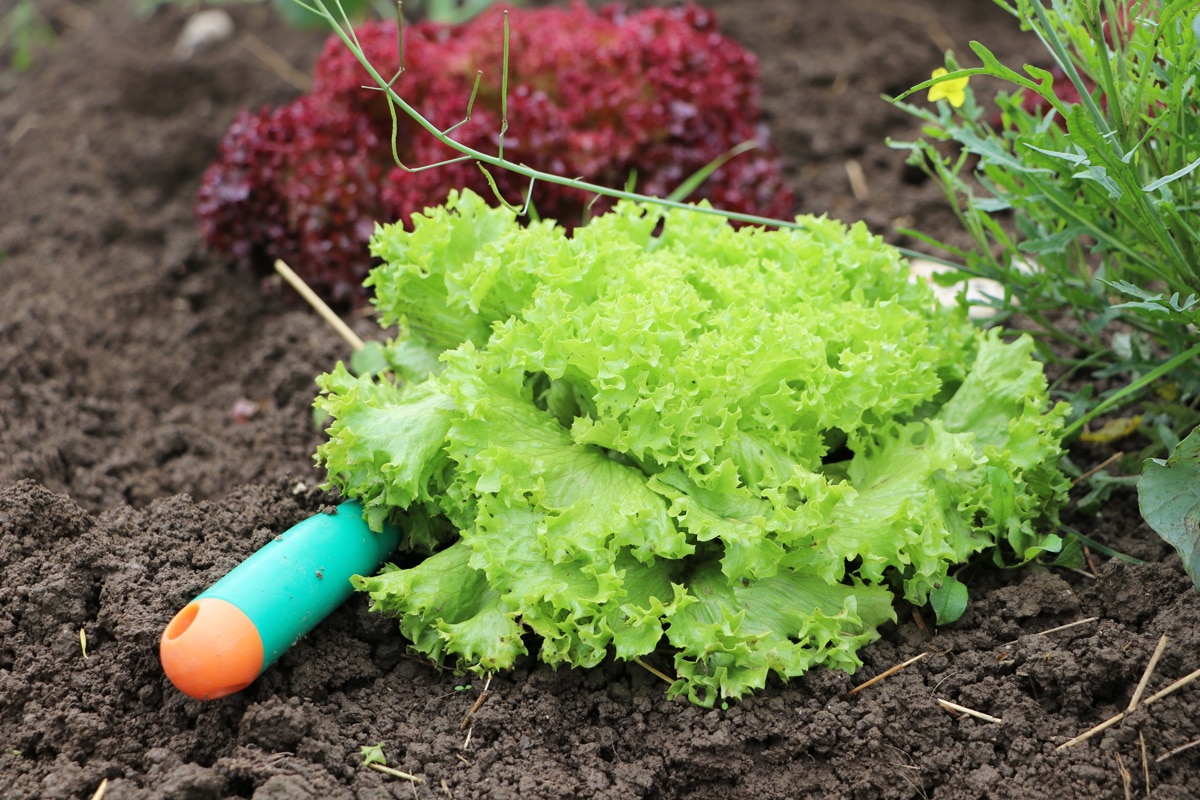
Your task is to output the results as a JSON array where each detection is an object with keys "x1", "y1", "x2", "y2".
[{"x1": 174, "y1": 9, "x2": 236, "y2": 61}]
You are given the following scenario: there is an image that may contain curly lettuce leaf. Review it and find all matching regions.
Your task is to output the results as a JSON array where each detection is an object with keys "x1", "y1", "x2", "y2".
[
  {"x1": 665, "y1": 560, "x2": 895, "y2": 706},
  {"x1": 936, "y1": 330, "x2": 1071, "y2": 564},
  {"x1": 352, "y1": 541, "x2": 526, "y2": 671},
  {"x1": 314, "y1": 363, "x2": 459, "y2": 548},
  {"x1": 319, "y1": 190, "x2": 1069, "y2": 705}
]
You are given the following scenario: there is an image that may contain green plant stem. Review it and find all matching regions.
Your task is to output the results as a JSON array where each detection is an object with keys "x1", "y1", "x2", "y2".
[
  {"x1": 1060, "y1": 525, "x2": 1146, "y2": 565},
  {"x1": 1028, "y1": 0, "x2": 1121, "y2": 156},
  {"x1": 1064, "y1": 340, "x2": 1200, "y2": 440},
  {"x1": 295, "y1": 0, "x2": 801, "y2": 231}
]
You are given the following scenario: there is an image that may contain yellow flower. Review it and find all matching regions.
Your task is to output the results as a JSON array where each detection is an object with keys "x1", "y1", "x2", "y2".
[{"x1": 928, "y1": 67, "x2": 969, "y2": 108}]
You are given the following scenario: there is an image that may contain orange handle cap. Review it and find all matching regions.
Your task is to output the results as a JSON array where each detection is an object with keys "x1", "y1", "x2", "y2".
[{"x1": 159, "y1": 598, "x2": 265, "y2": 700}]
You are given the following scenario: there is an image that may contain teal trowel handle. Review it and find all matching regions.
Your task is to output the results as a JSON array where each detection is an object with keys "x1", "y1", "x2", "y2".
[{"x1": 159, "y1": 501, "x2": 399, "y2": 700}]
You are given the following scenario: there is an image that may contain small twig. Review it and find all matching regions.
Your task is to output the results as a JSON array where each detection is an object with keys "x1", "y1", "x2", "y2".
[
  {"x1": 1127, "y1": 635, "x2": 1169, "y2": 712},
  {"x1": 1057, "y1": 709, "x2": 1129, "y2": 749},
  {"x1": 1139, "y1": 732, "x2": 1150, "y2": 796},
  {"x1": 90, "y1": 779, "x2": 108, "y2": 800},
  {"x1": 1072, "y1": 451, "x2": 1123, "y2": 486},
  {"x1": 1115, "y1": 753, "x2": 1132, "y2": 800},
  {"x1": 237, "y1": 32, "x2": 312, "y2": 92},
  {"x1": 274, "y1": 260, "x2": 365, "y2": 351},
  {"x1": 1059, "y1": 643, "x2": 1165, "y2": 751},
  {"x1": 1036, "y1": 617, "x2": 1100, "y2": 637},
  {"x1": 368, "y1": 763, "x2": 426, "y2": 784},
  {"x1": 1003, "y1": 616, "x2": 1098, "y2": 646},
  {"x1": 1141, "y1": 663, "x2": 1200, "y2": 706},
  {"x1": 1155, "y1": 737, "x2": 1200, "y2": 763},
  {"x1": 8, "y1": 112, "x2": 41, "y2": 146},
  {"x1": 239, "y1": 32, "x2": 313, "y2": 92},
  {"x1": 459, "y1": 672, "x2": 493, "y2": 731},
  {"x1": 1063, "y1": 567, "x2": 1099, "y2": 580},
  {"x1": 845, "y1": 652, "x2": 929, "y2": 699},
  {"x1": 936, "y1": 698, "x2": 1003, "y2": 725},
  {"x1": 633, "y1": 657, "x2": 676, "y2": 686},
  {"x1": 1059, "y1": 644, "x2": 1200, "y2": 750}
]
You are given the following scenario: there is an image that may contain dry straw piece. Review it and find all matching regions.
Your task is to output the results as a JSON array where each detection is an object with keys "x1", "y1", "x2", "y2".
[
  {"x1": 274, "y1": 260, "x2": 366, "y2": 351},
  {"x1": 844, "y1": 652, "x2": 929, "y2": 699},
  {"x1": 1155, "y1": 737, "x2": 1200, "y2": 763},
  {"x1": 937, "y1": 699, "x2": 1003, "y2": 725},
  {"x1": 1058, "y1": 635, "x2": 1200, "y2": 750},
  {"x1": 1127, "y1": 635, "x2": 1170, "y2": 713},
  {"x1": 1002, "y1": 616, "x2": 1099, "y2": 646},
  {"x1": 367, "y1": 763, "x2": 426, "y2": 784}
]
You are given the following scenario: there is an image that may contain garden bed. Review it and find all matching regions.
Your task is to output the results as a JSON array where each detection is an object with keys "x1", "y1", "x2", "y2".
[{"x1": 2, "y1": 1, "x2": 1198, "y2": 798}]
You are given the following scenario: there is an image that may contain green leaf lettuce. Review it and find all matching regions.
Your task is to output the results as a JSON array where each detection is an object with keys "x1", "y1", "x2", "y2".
[{"x1": 320, "y1": 190, "x2": 1069, "y2": 705}]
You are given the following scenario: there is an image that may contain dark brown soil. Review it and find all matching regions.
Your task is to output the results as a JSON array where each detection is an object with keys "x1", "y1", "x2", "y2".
[{"x1": 3, "y1": 1, "x2": 1199, "y2": 798}]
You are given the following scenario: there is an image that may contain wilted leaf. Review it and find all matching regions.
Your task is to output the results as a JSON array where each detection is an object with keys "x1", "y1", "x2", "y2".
[
  {"x1": 1080, "y1": 415, "x2": 1142, "y2": 443},
  {"x1": 361, "y1": 743, "x2": 387, "y2": 767}
]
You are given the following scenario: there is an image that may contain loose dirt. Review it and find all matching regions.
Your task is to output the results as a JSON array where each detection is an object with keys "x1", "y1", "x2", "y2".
[{"x1": 2, "y1": 1, "x2": 1198, "y2": 798}]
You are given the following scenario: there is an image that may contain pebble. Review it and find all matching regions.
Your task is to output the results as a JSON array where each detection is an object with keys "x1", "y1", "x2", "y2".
[{"x1": 175, "y1": 9, "x2": 236, "y2": 61}]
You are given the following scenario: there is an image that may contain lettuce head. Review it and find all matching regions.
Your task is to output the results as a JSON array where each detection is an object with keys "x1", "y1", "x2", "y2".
[{"x1": 315, "y1": 189, "x2": 1069, "y2": 706}]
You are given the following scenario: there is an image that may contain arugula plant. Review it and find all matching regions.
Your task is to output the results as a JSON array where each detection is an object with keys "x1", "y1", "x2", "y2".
[
  {"x1": 315, "y1": 190, "x2": 1070, "y2": 706},
  {"x1": 890, "y1": 0, "x2": 1200, "y2": 438}
]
